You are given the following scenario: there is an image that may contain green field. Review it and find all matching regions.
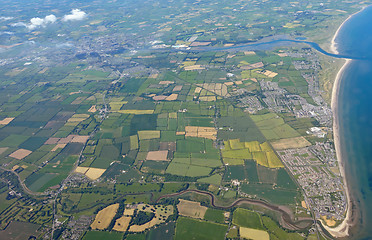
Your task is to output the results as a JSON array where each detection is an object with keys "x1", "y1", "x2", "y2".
[
  {"x1": 197, "y1": 174, "x2": 222, "y2": 185},
  {"x1": 82, "y1": 231, "x2": 123, "y2": 240},
  {"x1": 262, "y1": 216, "x2": 304, "y2": 240},
  {"x1": 232, "y1": 208, "x2": 264, "y2": 230},
  {"x1": 241, "y1": 184, "x2": 298, "y2": 205},
  {"x1": 147, "y1": 222, "x2": 176, "y2": 240},
  {"x1": 250, "y1": 113, "x2": 300, "y2": 140},
  {"x1": 175, "y1": 217, "x2": 228, "y2": 240},
  {"x1": 204, "y1": 208, "x2": 225, "y2": 224}
]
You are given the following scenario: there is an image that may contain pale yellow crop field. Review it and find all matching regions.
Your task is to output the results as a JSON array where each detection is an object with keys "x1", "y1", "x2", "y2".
[
  {"x1": 113, "y1": 216, "x2": 131, "y2": 232},
  {"x1": 239, "y1": 227, "x2": 269, "y2": 240},
  {"x1": 177, "y1": 199, "x2": 207, "y2": 219},
  {"x1": 270, "y1": 136, "x2": 311, "y2": 150},
  {"x1": 9, "y1": 149, "x2": 32, "y2": 160},
  {"x1": 91, "y1": 203, "x2": 119, "y2": 230}
]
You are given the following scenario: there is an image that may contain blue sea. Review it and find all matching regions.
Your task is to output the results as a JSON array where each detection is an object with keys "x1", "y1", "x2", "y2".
[{"x1": 334, "y1": 5, "x2": 372, "y2": 240}]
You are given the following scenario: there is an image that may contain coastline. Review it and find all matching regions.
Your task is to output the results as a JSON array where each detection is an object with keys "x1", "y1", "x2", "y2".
[
  {"x1": 324, "y1": 58, "x2": 352, "y2": 238},
  {"x1": 321, "y1": 8, "x2": 366, "y2": 238},
  {"x1": 330, "y1": 6, "x2": 366, "y2": 55}
]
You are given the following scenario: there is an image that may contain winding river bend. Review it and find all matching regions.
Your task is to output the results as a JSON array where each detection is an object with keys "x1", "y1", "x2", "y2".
[{"x1": 156, "y1": 189, "x2": 314, "y2": 230}]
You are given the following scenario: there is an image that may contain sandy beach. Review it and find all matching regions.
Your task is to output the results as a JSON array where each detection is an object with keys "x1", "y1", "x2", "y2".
[
  {"x1": 330, "y1": 7, "x2": 366, "y2": 55},
  {"x1": 321, "y1": 8, "x2": 368, "y2": 237},
  {"x1": 325, "y1": 58, "x2": 352, "y2": 238}
]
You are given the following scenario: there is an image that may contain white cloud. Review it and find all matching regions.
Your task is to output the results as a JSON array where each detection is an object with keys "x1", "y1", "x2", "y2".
[
  {"x1": 12, "y1": 14, "x2": 56, "y2": 30},
  {"x1": 11, "y1": 22, "x2": 27, "y2": 27},
  {"x1": 62, "y1": 9, "x2": 87, "y2": 21},
  {"x1": 44, "y1": 15, "x2": 57, "y2": 24},
  {"x1": 28, "y1": 14, "x2": 56, "y2": 30},
  {"x1": 0, "y1": 16, "x2": 14, "y2": 21}
]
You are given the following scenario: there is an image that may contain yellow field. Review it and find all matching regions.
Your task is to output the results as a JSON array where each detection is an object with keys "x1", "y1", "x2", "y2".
[
  {"x1": 181, "y1": 60, "x2": 197, "y2": 67},
  {"x1": 128, "y1": 204, "x2": 174, "y2": 232},
  {"x1": 85, "y1": 168, "x2": 106, "y2": 180},
  {"x1": 228, "y1": 139, "x2": 245, "y2": 150},
  {"x1": 75, "y1": 166, "x2": 106, "y2": 180},
  {"x1": 169, "y1": 112, "x2": 177, "y2": 119},
  {"x1": 153, "y1": 95, "x2": 167, "y2": 101},
  {"x1": 184, "y1": 65, "x2": 205, "y2": 71},
  {"x1": 75, "y1": 166, "x2": 89, "y2": 174},
  {"x1": 11, "y1": 165, "x2": 19, "y2": 171},
  {"x1": 165, "y1": 94, "x2": 178, "y2": 101},
  {"x1": 146, "y1": 150, "x2": 169, "y2": 161},
  {"x1": 51, "y1": 144, "x2": 66, "y2": 152},
  {"x1": 91, "y1": 203, "x2": 119, "y2": 230},
  {"x1": 222, "y1": 139, "x2": 284, "y2": 168},
  {"x1": 116, "y1": 109, "x2": 154, "y2": 114},
  {"x1": 173, "y1": 85, "x2": 183, "y2": 91},
  {"x1": 185, "y1": 126, "x2": 217, "y2": 140},
  {"x1": 244, "y1": 141, "x2": 261, "y2": 152},
  {"x1": 113, "y1": 216, "x2": 131, "y2": 232},
  {"x1": 138, "y1": 130, "x2": 160, "y2": 140},
  {"x1": 0, "y1": 117, "x2": 14, "y2": 125},
  {"x1": 123, "y1": 208, "x2": 135, "y2": 216},
  {"x1": 199, "y1": 96, "x2": 216, "y2": 101},
  {"x1": 149, "y1": 73, "x2": 158, "y2": 78},
  {"x1": 252, "y1": 152, "x2": 269, "y2": 167},
  {"x1": 9, "y1": 149, "x2": 32, "y2": 160},
  {"x1": 197, "y1": 83, "x2": 229, "y2": 97},
  {"x1": 109, "y1": 101, "x2": 127, "y2": 111},
  {"x1": 262, "y1": 70, "x2": 278, "y2": 78},
  {"x1": 71, "y1": 135, "x2": 90, "y2": 143},
  {"x1": 321, "y1": 215, "x2": 336, "y2": 227},
  {"x1": 239, "y1": 227, "x2": 269, "y2": 240},
  {"x1": 244, "y1": 51, "x2": 256, "y2": 55},
  {"x1": 265, "y1": 151, "x2": 284, "y2": 168},
  {"x1": 301, "y1": 200, "x2": 308, "y2": 209},
  {"x1": 194, "y1": 87, "x2": 202, "y2": 94},
  {"x1": 270, "y1": 136, "x2": 311, "y2": 150},
  {"x1": 159, "y1": 81, "x2": 174, "y2": 85},
  {"x1": 88, "y1": 105, "x2": 97, "y2": 113},
  {"x1": 177, "y1": 199, "x2": 207, "y2": 219}
]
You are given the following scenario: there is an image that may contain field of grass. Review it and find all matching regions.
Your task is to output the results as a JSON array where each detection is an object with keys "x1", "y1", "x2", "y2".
[
  {"x1": 204, "y1": 208, "x2": 225, "y2": 224},
  {"x1": 262, "y1": 216, "x2": 304, "y2": 240},
  {"x1": 250, "y1": 113, "x2": 300, "y2": 140},
  {"x1": 25, "y1": 172, "x2": 58, "y2": 192},
  {"x1": 232, "y1": 208, "x2": 263, "y2": 230},
  {"x1": 197, "y1": 174, "x2": 222, "y2": 185},
  {"x1": 241, "y1": 184, "x2": 298, "y2": 205},
  {"x1": 175, "y1": 217, "x2": 228, "y2": 240},
  {"x1": 0, "y1": 221, "x2": 41, "y2": 240},
  {"x1": 138, "y1": 130, "x2": 160, "y2": 140},
  {"x1": 82, "y1": 231, "x2": 123, "y2": 240},
  {"x1": 147, "y1": 222, "x2": 176, "y2": 240},
  {"x1": 130, "y1": 135, "x2": 139, "y2": 150},
  {"x1": 0, "y1": 134, "x2": 29, "y2": 147}
]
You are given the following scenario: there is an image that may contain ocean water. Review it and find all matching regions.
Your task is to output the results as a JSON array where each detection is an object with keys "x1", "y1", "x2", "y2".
[{"x1": 335, "y1": 5, "x2": 372, "y2": 240}]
